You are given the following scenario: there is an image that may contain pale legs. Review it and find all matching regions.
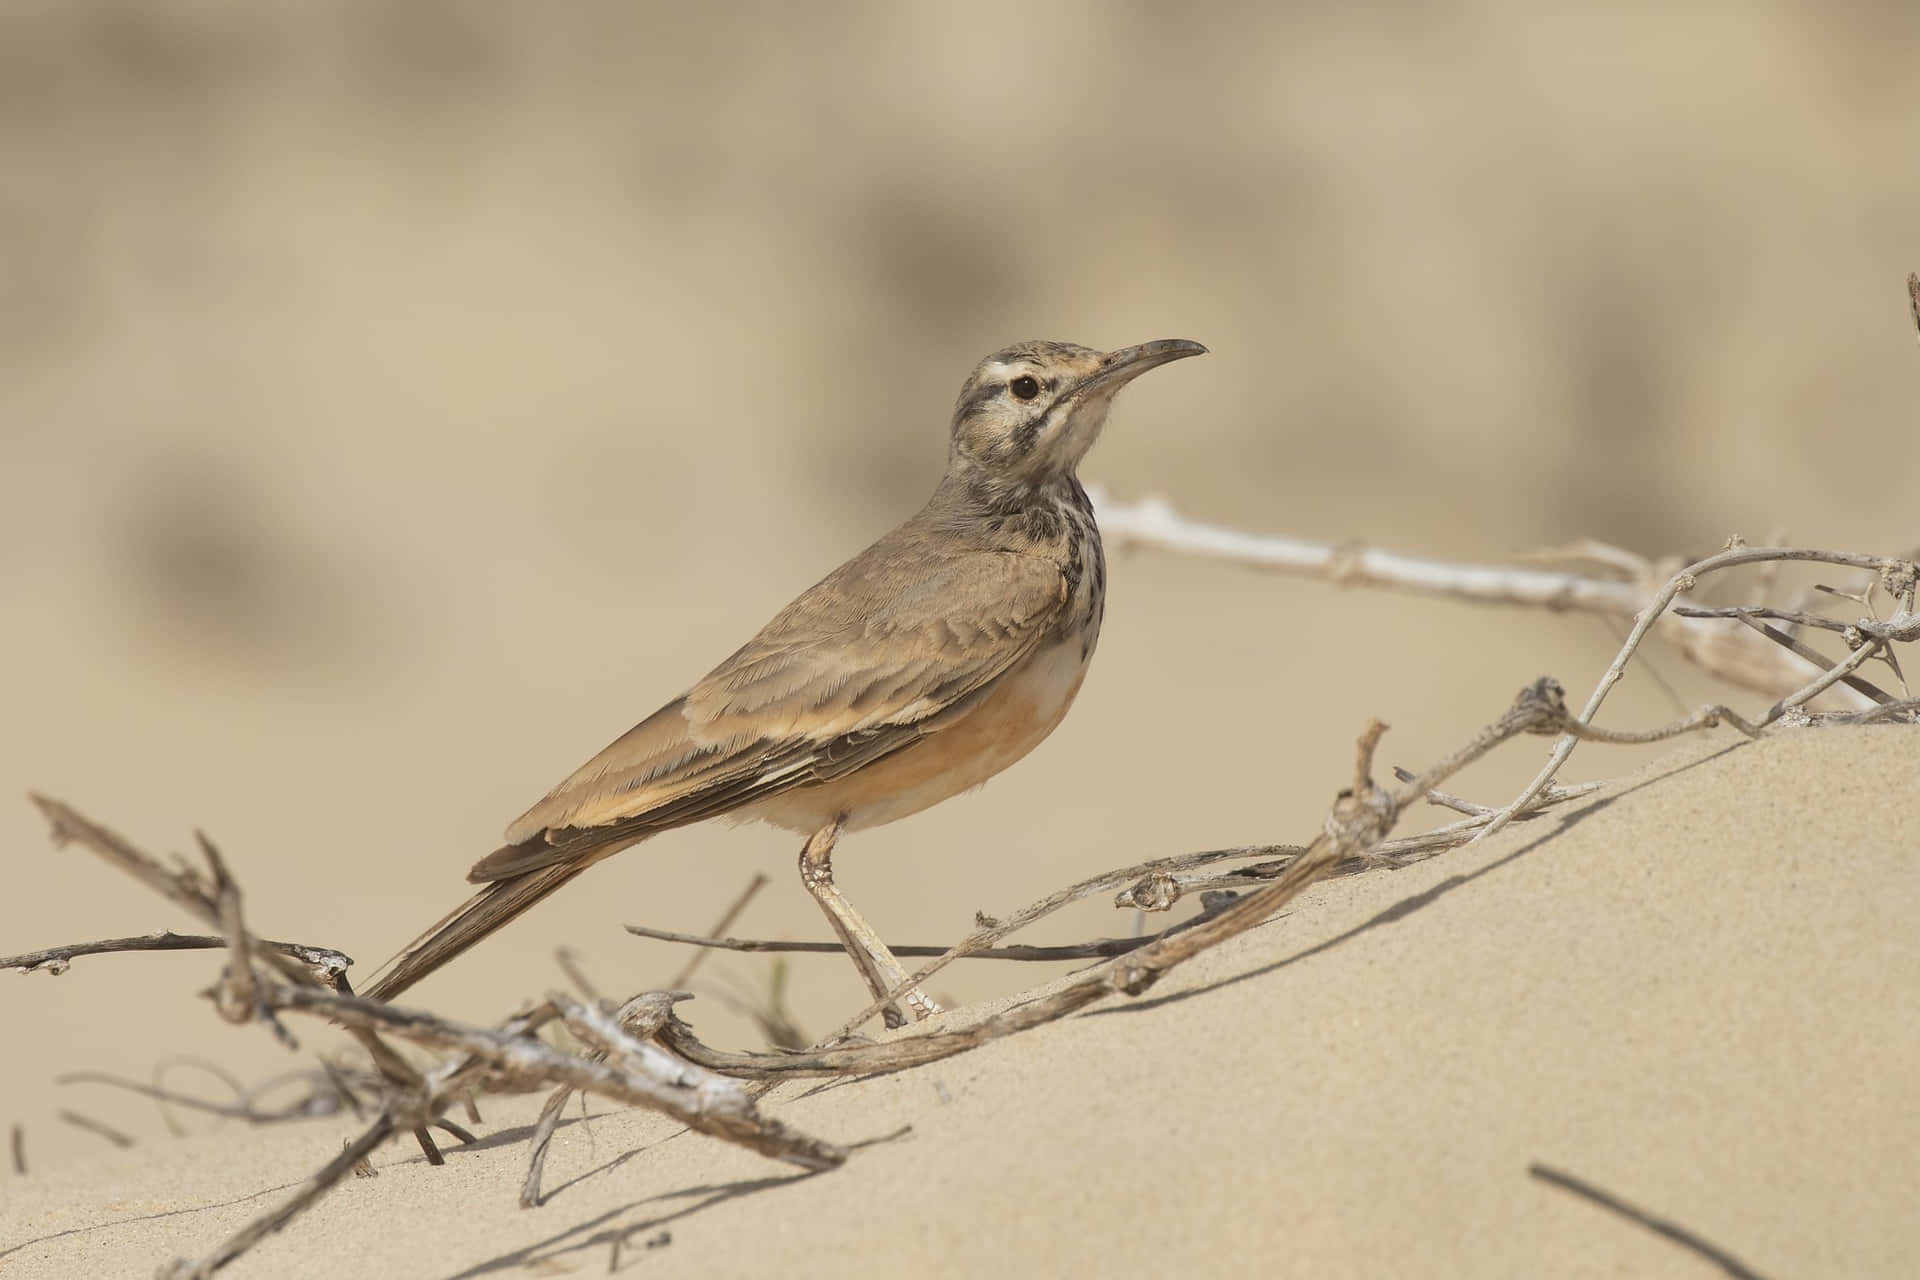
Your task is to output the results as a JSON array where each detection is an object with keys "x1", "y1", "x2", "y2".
[{"x1": 797, "y1": 816, "x2": 942, "y2": 1030}]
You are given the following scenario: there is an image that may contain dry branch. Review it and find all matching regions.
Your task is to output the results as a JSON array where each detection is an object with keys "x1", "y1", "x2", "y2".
[
  {"x1": 27, "y1": 799, "x2": 338, "y2": 994},
  {"x1": 1087, "y1": 488, "x2": 1886, "y2": 710},
  {"x1": 1475, "y1": 545, "x2": 1917, "y2": 844},
  {"x1": 521, "y1": 874, "x2": 776, "y2": 1207},
  {"x1": 57, "y1": 1109, "x2": 135, "y2": 1149},
  {"x1": 157, "y1": 1113, "x2": 397, "y2": 1280},
  {"x1": 626, "y1": 778, "x2": 1605, "y2": 967},
  {"x1": 57, "y1": 1065, "x2": 351, "y2": 1127},
  {"x1": 19, "y1": 800, "x2": 846, "y2": 1277},
  {"x1": 1, "y1": 932, "x2": 351, "y2": 978},
  {"x1": 628, "y1": 923, "x2": 1178, "y2": 963},
  {"x1": 28, "y1": 794, "x2": 455, "y2": 1160},
  {"x1": 667, "y1": 873, "x2": 769, "y2": 989},
  {"x1": 655, "y1": 685, "x2": 1570, "y2": 1079}
]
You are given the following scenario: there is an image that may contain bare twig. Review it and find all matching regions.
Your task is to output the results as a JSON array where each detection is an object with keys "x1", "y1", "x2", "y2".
[
  {"x1": 1088, "y1": 488, "x2": 1647, "y2": 613},
  {"x1": 666, "y1": 686, "x2": 1561, "y2": 1076},
  {"x1": 520, "y1": 990, "x2": 700, "y2": 1209},
  {"x1": 519, "y1": 1082, "x2": 577, "y2": 1210},
  {"x1": 667, "y1": 873, "x2": 769, "y2": 990},
  {"x1": 807, "y1": 680, "x2": 1596, "y2": 1041},
  {"x1": 552, "y1": 947, "x2": 605, "y2": 1006},
  {"x1": 1477, "y1": 545, "x2": 1917, "y2": 845},
  {"x1": 25, "y1": 797, "x2": 845, "y2": 1273},
  {"x1": 56, "y1": 1066, "x2": 335, "y2": 1127},
  {"x1": 1802, "y1": 697, "x2": 1920, "y2": 725},
  {"x1": 628, "y1": 923, "x2": 1175, "y2": 963},
  {"x1": 2, "y1": 932, "x2": 352, "y2": 979},
  {"x1": 158, "y1": 1112, "x2": 397, "y2": 1280},
  {"x1": 1089, "y1": 488, "x2": 1884, "y2": 710},
  {"x1": 1675, "y1": 603, "x2": 1854, "y2": 635},
  {"x1": 522, "y1": 876, "x2": 774, "y2": 1209},
  {"x1": 1394, "y1": 771, "x2": 1602, "y2": 820},
  {"x1": 57, "y1": 1109, "x2": 135, "y2": 1149},
  {"x1": 701, "y1": 963, "x2": 812, "y2": 1052},
  {"x1": 1676, "y1": 602, "x2": 1917, "y2": 695},
  {"x1": 201, "y1": 834, "x2": 257, "y2": 1026},
  {"x1": 1530, "y1": 1163, "x2": 1767, "y2": 1280},
  {"x1": 257, "y1": 983, "x2": 844, "y2": 1171},
  {"x1": 153, "y1": 1058, "x2": 251, "y2": 1136},
  {"x1": 635, "y1": 766, "x2": 1603, "y2": 981},
  {"x1": 1148, "y1": 782, "x2": 1605, "y2": 901},
  {"x1": 29, "y1": 793, "x2": 446, "y2": 1162},
  {"x1": 1720, "y1": 614, "x2": 1895, "y2": 706},
  {"x1": 27, "y1": 799, "x2": 338, "y2": 995}
]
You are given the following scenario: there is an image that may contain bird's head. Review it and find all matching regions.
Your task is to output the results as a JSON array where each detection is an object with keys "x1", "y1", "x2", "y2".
[{"x1": 947, "y1": 338, "x2": 1206, "y2": 493}]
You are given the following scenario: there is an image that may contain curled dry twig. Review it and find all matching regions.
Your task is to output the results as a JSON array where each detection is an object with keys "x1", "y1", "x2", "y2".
[{"x1": 1476, "y1": 545, "x2": 1917, "y2": 844}]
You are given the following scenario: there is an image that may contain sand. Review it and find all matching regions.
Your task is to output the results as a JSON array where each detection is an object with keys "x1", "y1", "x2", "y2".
[{"x1": 5, "y1": 727, "x2": 1915, "y2": 1278}]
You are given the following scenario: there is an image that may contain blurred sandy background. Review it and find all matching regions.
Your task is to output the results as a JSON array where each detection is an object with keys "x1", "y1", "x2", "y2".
[{"x1": 4, "y1": 1, "x2": 1917, "y2": 1172}]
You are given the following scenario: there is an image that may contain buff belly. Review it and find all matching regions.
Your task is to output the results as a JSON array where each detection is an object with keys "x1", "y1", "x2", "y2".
[{"x1": 744, "y1": 639, "x2": 1094, "y2": 835}]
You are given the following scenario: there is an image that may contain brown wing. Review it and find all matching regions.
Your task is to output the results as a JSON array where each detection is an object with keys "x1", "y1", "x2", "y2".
[{"x1": 471, "y1": 541, "x2": 1067, "y2": 881}]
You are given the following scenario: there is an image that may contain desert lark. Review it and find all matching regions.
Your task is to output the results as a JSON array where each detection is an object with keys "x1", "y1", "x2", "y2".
[{"x1": 363, "y1": 338, "x2": 1206, "y2": 1024}]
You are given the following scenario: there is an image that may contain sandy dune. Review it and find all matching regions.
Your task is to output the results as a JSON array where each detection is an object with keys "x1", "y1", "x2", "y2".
[{"x1": 6, "y1": 728, "x2": 1914, "y2": 1277}]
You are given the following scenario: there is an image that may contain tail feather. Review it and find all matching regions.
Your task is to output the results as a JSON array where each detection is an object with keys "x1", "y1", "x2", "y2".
[{"x1": 360, "y1": 862, "x2": 592, "y2": 1003}]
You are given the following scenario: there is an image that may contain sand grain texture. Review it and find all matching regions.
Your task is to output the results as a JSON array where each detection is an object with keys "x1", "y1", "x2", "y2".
[{"x1": 4, "y1": 728, "x2": 1914, "y2": 1278}]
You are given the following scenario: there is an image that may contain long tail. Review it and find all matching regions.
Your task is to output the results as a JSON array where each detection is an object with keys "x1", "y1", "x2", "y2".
[{"x1": 359, "y1": 861, "x2": 593, "y2": 1003}]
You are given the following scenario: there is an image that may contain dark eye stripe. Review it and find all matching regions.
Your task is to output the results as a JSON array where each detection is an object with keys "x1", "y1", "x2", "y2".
[{"x1": 957, "y1": 381, "x2": 1007, "y2": 419}]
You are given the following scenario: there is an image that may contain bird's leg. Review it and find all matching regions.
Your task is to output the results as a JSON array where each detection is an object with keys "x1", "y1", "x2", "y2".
[{"x1": 798, "y1": 817, "x2": 941, "y2": 1030}]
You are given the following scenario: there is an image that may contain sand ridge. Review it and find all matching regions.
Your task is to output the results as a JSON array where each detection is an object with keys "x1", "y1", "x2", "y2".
[{"x1": 5, "y1": 728, "x2": 1914, "y2": 1277}]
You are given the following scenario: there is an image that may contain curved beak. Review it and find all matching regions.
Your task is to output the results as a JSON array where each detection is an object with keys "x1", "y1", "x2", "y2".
[{"x1": 1076, "y1": 338, "x2": 1209, "y2": 399}]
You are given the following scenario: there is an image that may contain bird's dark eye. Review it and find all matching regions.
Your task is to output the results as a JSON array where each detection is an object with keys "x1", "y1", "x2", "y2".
[{"x1": 1009, "y1": 375, "x2": 1040, "y2": 401}]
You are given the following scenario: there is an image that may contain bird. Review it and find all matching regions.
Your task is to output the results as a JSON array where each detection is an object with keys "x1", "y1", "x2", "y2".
[{"x1": 361, "y1": 337, "x2": 1207, "y2": 1024}]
